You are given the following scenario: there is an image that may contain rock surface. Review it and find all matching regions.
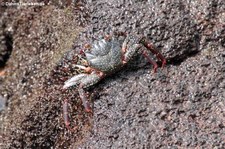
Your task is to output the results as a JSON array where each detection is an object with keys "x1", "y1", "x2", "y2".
[{"x1": 0, "y1": 0, "x2": 224, "y2": 148}]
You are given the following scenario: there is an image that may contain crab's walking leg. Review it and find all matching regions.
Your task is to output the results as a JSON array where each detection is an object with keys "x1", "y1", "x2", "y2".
[
  {"x1": 78, "y1": 86, "x2": 92, "y2": 112},
  {"x1": 122, "y1": 43, "x2": 142, "y2": 64},
  {"x1": 63, "y1": 99, "x2": 77, "y2": 131},
  {"x1": 142, "y1": 39, "x2": 166, "y2": 68},
  {"x1": 74, "y1": 64, "x2": 93, "y2": 73},
  {"x1": 142, "y1": 50, "x2": 158, "y2": 73},
  {"x1": 122, "y1": 43, "x2": 158, "y2": 72},
  {"x1": 78, "y1": 73, "x2": 103, "y2": 112},
  {"x1": 121, "y1": 39, "x2": 162, "y2": 72}
]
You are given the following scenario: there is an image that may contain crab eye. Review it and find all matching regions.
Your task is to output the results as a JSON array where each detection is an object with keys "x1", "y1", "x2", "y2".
[{"x1": 84, "y1": 44, "x2": 91, "y2": 49}]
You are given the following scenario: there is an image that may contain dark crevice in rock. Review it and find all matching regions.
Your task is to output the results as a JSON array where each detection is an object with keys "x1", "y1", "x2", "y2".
[
  {"x1": 0, "y1": 33, "x2": 13, "y2": 68},
  {"x1": 168, "y1": 50, "x2": 200, "y2": 66},
  {"x1": 167, "y1": 32, "x2": 201, "y2": 66}
]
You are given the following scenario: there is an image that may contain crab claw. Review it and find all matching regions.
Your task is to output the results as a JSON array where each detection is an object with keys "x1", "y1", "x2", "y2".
[{"x1": 63, "y1": 74, "x2": 88, "y2": 89}]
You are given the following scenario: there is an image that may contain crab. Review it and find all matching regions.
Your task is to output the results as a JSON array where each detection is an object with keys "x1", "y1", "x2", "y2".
[{"x1": 62, "y1": 32, "x2": 166, "y2": 130}]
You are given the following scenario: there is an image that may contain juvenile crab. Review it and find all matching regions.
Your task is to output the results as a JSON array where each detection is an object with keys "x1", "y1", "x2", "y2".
[{"x1": 62, "y1": 32, "x2": 166, "y2": 130}]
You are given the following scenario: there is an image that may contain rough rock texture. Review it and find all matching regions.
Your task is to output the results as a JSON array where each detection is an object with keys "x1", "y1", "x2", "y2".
[{"x1": 0, "y1": 0, "x2": 225, "y2": 148}]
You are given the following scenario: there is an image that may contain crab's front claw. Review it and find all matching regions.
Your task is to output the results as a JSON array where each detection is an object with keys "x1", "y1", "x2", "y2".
[{"x1": 63, "y1": 73, "x2": 88, "y2": 89}]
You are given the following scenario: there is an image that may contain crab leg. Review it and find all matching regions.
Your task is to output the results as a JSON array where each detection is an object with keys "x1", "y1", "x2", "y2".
[
  {"x1": 63, "y1": 99, "x2": 77, "y2": 131},
  {"x1": 74, "y1": 64, "x2": 93, "y2": 73},
  {"x1": 78, "y1": 73, "x2": 103, "y2": 112},
  {"x1": 142, "y1": 40, "x2": 166, "y2": 68},
  {"x1": 142, "y1": 50, "x2": 158, "y2": 73},
  {"x1": 78, "y1": 85, "x2": 92, "y2": 112},
  {"x1": 74, "y1": 64, "x2": 86, "y2": 69},
  {"x1": 122, "y1": 44, "x2": 142, "y2": 64}
]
